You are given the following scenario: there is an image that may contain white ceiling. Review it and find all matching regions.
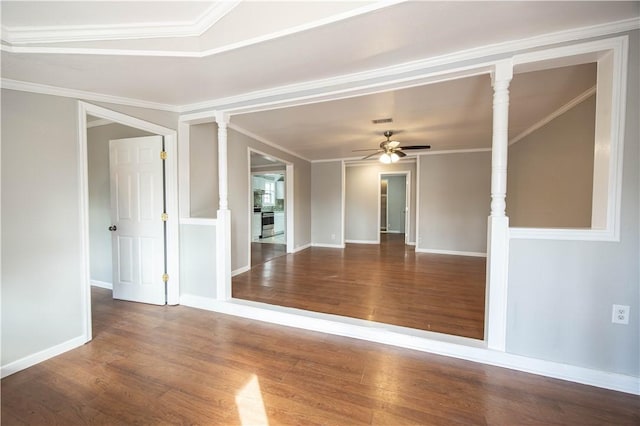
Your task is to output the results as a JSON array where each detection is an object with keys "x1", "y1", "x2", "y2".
[{"x1": 1, "y1": 1, "x2": 637, "y2": 160}]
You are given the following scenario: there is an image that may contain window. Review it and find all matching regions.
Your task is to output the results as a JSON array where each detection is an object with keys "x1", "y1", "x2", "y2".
[{"x1": 263, "y1": 181, "x2": 275, "y2": 205}]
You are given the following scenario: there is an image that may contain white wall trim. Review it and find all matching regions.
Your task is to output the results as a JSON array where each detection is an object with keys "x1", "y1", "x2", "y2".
[
  {"x1": 1, "y1": 1, "x2": 403, "y2": 53},
  {"x1": 231, "y1": 123, "x2": 310, "y2": 162},
  {"x1": 345, "y1": 239, "x2": 379, "y2": 245},
  {"x1": 1, "y1": 335, "x2": 86, "y2": 379},
  {"x1": 78, "y1": 101, "x2": 181, "y2": 333},
  {"x1": 510, "y1": 35, "x2": 627, "y2": 243},
  {"x1": 179, "y1": 293, "x2": 218, "y2": 311},
  {"x1": 407, "y1": 241, "x2": 416, "y2": 246},
  {"x1": 509, "y1": 86, "x2": 596, "y2": 146},
  {"x1": 178, "y1": 297, "x2": 640, "y2": 395},
  {"x1": 416, "y1": 248, "x2": 487, "y2": 257},
  {"x1": 86, "y1": 118, "x2": 113, "y2": 128},
  {"x1": 311, "y1": 243, "x2": 345, "y2": 249},
  {"x1": 177, "y1": 18, "x2": 639, "y2": 114},
  {"x1": 344, "y1": 157, "x2": 417, "y2": 166},
  {"x1": 2, "y1": 19, "x2": 637, "y2": 120},
  {"x1": 90, "y1": 280, "x2": 113, "y2": 290},
  {"x1": 2, "y1": 78, "x2": 178, "y2": 112},
  {"x1": 179, "y1": 218, "x2": 217, "y2": 226},
  {"x1": 178, "y1": 122, "x2": 191, "y2": 219},
  {"x1": 291, "y1": 242, "x2": 311, "y2": 253},
  {"x1": 1, "y1": 2, "x2": 241, "y2": 44},
  {"x1": 509, "y1": 227, "x2": 621, "y2": 241},
  {"x1": 232, "y1": 265, "x2": 251, "y2": 277},
  {"x1": 419, "y1": 148, "x2": 492, "y2": 156}
]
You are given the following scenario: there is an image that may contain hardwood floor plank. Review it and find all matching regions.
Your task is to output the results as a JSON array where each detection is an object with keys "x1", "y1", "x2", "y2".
[
  {"x1": 234, "y1": 233, "x2": 487, "y2": 339},
  {"x1": 2, "y1": 286, "x2": 639, "y2": 425}
]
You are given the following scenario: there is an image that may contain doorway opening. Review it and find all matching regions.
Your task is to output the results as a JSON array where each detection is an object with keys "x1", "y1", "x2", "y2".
[
  {"x1": 248, "y1": 150, "x2": 289, "y2": 267},
  {"x1": 78, "y1": 102, "x2": 179, "y2": 343},
  {"x1": 379, "y1": 172, "x2": 409, "y2": 245}
]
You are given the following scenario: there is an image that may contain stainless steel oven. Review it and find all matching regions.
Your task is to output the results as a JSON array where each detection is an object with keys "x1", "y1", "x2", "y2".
[{"x1": 261, "y1": 211, "x2": 274, "y2": 238}]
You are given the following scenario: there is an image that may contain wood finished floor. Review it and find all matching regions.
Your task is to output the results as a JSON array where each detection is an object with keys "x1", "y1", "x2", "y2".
[
  {"x1": 251, "y1": 241, "x2": 287, "y2": 267},
  {"x1": 2, "y1": 286, "x2": 639, "y2": 425},
  {"x1": 235, "y1": 234, "x2": 486, "y2": 339}
]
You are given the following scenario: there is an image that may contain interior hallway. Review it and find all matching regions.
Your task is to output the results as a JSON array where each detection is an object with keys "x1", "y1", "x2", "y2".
[{"x1": 234, "y1": 234, "x2": 486, "y2": 339}]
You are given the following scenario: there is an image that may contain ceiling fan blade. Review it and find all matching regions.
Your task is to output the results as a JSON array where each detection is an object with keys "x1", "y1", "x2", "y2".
[
  {"x1": 387, "y1": 141, "x2": 400, "y2": 148},
  {"x1": 398, "y1": 145, "x2": 431, "y2": 150},
  {"x1": 395, "y1": 150, "x2": 407, "y2": 157},
  {"x1": 362, "y1": 151, "x2": 383, "y2": 160},
  {"x1": 352, "y1": 148, "x2": 380, "y2": 152}
]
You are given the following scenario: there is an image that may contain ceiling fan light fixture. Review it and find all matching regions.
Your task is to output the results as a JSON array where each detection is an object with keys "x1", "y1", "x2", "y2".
[
  {"x1": 380, "y1": 153, "x2": 392, "y2": 164},
  {"x1": 379, "y1": 151, "x2": 400, "y2": 164}
]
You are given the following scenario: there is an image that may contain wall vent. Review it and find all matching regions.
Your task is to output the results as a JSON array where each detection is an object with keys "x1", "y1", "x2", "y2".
[{"x1": 372, "y1": 117, "x2": 393, "y2": 124}]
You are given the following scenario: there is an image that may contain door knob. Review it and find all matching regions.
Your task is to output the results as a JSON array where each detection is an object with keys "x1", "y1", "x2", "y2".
[{"x1": 108, "y1": 225, "x2": 117, "y2": 231}]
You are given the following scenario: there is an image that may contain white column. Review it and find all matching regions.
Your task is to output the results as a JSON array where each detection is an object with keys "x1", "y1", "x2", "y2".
[
  {"x1": 215, "y1": 111, "x2": 231, "y2": 300},
  {"x1": 216, "y1": 112, "x2": 229, "y2": 210},
  {"x1": 486, "y1": 60, "x2": 513, "y2": 351}
]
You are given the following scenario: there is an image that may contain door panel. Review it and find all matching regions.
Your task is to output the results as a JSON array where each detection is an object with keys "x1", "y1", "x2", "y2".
[{"x1": 109, "y1": 135, "x2": 165, "y2": 305}]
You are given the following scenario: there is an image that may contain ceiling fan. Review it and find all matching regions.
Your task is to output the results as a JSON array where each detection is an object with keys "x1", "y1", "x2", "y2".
[{"x1": 354, "y1": 131, "x2": 431, "y2": 163}]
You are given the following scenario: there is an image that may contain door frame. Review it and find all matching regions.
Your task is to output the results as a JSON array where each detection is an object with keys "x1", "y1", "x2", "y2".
[
  {"x1": 246, "y1": 147, "x2": 294, "y2": 269},
  {"x1": 377, "y1": 171, "x2": 411, "y2": 244},
  {"x1": 78, "y1": 101, "x2": 180, "y2": 343}
]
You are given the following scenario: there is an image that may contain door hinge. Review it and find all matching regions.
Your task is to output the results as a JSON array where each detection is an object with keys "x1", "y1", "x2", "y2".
[
  {"x1": 162, "y1": 273, "x2": 169, "y2": 283},
  {"x1": 160, "y1": 151, "x2": 167, "y2": 160},
  {"x1": 161, "y1": 212, "x2": 168, "y2": 222}
]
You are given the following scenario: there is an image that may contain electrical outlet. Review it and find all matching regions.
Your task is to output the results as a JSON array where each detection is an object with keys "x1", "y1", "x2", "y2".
[{"x1": 612, "y1": 304, "x2": 630, "y2": 325}]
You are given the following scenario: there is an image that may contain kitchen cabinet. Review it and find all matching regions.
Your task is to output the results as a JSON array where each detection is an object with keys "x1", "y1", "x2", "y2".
[
  {"x1": 274, "y1": 212, "x2": 285, "y2": 235},
  {"x1": 252, "y1": 212, "x2": 262, "y2": 239}
]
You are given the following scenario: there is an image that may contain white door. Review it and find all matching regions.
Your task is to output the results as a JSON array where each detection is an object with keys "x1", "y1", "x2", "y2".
[{"x1": 109, "y1": 136, "x2": 166, "y2": 305}]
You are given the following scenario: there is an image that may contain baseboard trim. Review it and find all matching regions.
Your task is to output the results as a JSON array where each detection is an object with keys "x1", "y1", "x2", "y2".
[
  {"x1": 291, "y1": 243, "x2": 311, "y2": 253},
  {"x1": 178, "y1": 296, "x2": 640, "y2": 395},
  {"x1": 90, "y1": 280, "x2": 113, "y2": 290},
  {"x1": 345, "y1": 239, "x2": 378, "y2": 244},
  {"x1": 1, "y1": 335, "x2": 87, "y2": 379},
  {"x1": 406, "y1": 241, "x2": 416, "y2": 246},
  {"x1": 311, "y1": 243, "x2": 345, "y2": 248},
  {"x1": 415, "y1": 248, "x2": 487, "y2": 257},
  {"x1": 232, "y1": 265, "x2": 250, "y2": 277},
  {"x1": 180, "y1": 293, "x2": 219, "y2": 311}
]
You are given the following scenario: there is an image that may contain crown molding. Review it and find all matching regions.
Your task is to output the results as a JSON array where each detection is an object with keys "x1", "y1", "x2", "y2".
[
  {"x1": 0, "y1": 78, "x2": 179, "y2": 112},
  {"x1": 227, "y1": 123, "x2": 311, "y2": 163},
  {"x1": 1, "y1": 1, "x2": 404, "y2": 51},
  {"x1": 510, "y1": 86, "x2": 596, "y2": 146},
  {"x1": 178, "y1": 17, "x2": 640, "y2": 113},
  {"x1": 1, "y1": 1, "x2": 241, "y2": 45},
  {"x1": 86, "y1": 118, "x2": 113, "y2": 128}
]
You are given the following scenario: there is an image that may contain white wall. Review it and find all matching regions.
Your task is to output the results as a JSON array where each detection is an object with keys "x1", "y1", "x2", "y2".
[
  {"x1": 1, "y1": 89, "x2": 179, "y2": 370},
  {"x1": 417, "y1": 152, "x2": 491, "y2": 254},
  {"x1": 189, "y1": 123, "x2": 218, "y2": 218},
  {"x1": 2, "y1": 90, "x2": 84, "y2": 366},
  {"x1": 505, "y1": 31, "x2": 639, "y2": 377},
  {"x1": 179, "y1": 224, "x2": 217, "y2": 298},
  {"x1": 507, "y1": 95, "x2": 595, "y2": 228},
  {"x1": 87, "y1": 123, "x2": 153, "y2": 285},
  {"x1": 345, "y1": 162, "x2": 416, "y2": 243},
  {"x1": 311, "y1": 161, "x2": 343, "y2": 246}
]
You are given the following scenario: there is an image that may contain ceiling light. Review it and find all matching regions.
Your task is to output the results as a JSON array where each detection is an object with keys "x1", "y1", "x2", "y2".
[
  {"x1": 379, "y1": 152, "x2": 400, "y2": 164},
  {"x1": 380, "y1": 153, "x2": 392, "y2": 164}
]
